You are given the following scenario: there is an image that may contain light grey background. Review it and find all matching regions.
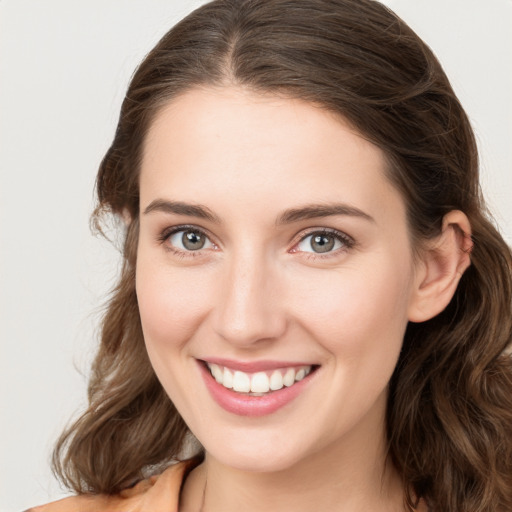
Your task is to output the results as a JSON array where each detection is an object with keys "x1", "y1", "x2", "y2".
[{"x1": 1, "y1": 1, "x2": 510, "y2": 510}]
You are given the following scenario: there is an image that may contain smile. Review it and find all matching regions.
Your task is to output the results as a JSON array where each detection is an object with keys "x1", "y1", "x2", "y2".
[
  {"x1": 199, "y1": 360, "x2": 318, "y2": 417},
  {"x1": 206, "y1": 362, "x2": 313, "y2": 395}
]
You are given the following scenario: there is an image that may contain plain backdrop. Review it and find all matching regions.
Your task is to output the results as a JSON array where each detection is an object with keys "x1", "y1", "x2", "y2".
[{"x1": 1, "y1": 1, "x2": 510, "y2": 510}]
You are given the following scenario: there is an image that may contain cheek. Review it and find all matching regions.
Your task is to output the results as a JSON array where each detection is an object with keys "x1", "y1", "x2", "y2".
[
  {"x1": 291, "y1": 256, "x2": 413, "y2": 358},
  {"x1": 135, "y1": 257, "x2": 212, "y2": 416},
  {"x1": 135, "y1": 256, "x2": 212, "y2": 351},
  {"x1": 292, "y1": 260, "x2": 413, "y2": 429}
]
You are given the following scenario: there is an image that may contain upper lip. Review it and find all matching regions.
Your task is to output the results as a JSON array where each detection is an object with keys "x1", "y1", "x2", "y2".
[{"x1": 200, "y1": 357, "x2": 316, "y2": 373}]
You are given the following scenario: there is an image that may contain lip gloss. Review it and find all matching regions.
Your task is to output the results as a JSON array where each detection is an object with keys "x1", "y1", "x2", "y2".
[{"x1": 198, "y1": 361, "x2": 315, "y2": 417}]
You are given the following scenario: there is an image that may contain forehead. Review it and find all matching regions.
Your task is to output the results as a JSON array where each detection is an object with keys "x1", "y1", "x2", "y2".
[{"x1": 140, "y1": 86, "x2": 404, "y2": 224}]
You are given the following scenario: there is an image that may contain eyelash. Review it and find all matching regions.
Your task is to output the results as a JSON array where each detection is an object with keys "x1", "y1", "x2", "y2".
[{"x1": 157, "y1": 225, "x2": 355, "y2": 260}]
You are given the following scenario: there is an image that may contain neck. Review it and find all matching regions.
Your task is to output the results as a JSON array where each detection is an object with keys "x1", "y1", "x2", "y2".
[
  {"x1": 181, "y1": 402, "x2": 407, "y2": 511},
  {"x1": 199, "y1": 451, "x2": 403, "y2": 512}
]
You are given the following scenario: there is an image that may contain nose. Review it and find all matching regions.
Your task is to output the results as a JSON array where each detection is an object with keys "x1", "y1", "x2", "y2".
[{"x1": 212, "y1": 251, "x2": 287, "y2": 347}]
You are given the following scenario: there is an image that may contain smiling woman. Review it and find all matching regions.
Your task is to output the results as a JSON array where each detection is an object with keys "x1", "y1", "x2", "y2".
[
  {"x1": 28, "y1": 0, "x2": 512, "y2": 511},
  {"x1": 137, "y1": 90, "x2": 423, "y2": 475}
]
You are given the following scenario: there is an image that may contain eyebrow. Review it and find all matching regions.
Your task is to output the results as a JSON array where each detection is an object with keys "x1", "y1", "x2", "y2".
[
  {"x1": 143, "y1": 199, "x2": 374, "y2": 225},
  {"x1": 143, "y1": 199, "x2": 221, "y2": 223},
  {"x1": 276, "y1": 203, "x2": 374, "y2": 225}
]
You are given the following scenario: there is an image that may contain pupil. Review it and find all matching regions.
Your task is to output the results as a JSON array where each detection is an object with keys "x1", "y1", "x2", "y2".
[
  {"x1": 182, "y1": 231, "x2": 205, "y2": 250},
  {"x1": 311, "y1": 234, "x2": 334, "y2": 253}
]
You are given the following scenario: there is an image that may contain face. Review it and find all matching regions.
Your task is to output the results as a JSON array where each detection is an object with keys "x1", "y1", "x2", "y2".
[{"x1": 136, "y1": 87, "x2": 421, "y2": 473}]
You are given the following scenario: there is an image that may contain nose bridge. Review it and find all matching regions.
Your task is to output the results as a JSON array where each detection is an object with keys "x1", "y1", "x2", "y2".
[{"x1": 214, "y1": 245, "x2": 286, "y2": 346}]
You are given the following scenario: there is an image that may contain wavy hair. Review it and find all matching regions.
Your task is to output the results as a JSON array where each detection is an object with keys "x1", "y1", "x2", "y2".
[{"x1": 52, "y1": 1, "x2": 512, "y2": 510}]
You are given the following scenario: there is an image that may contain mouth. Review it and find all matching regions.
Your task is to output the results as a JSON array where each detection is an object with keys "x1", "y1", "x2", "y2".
[
  {"x1": 205, "y1": 361, "x2": 315, "y2": 396},
  {"x1": 198, "y1": 359, "x2": 319, "y2": 416}
]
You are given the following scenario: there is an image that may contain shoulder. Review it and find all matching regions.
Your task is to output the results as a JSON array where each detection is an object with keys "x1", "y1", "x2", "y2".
[{"x1": 26, "y1": 460, "x2": 198, "y2": 512}]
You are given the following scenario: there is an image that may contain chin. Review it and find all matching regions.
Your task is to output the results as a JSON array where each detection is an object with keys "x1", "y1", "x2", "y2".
[
  {"x1": 216, "y1": 451, "x2": 303, "y2": 474},
  {"x1": 201, "y1": 429, "x2": 310, "y2": 474}
]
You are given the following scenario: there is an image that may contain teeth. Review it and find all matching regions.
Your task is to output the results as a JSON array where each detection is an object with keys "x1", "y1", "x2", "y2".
[
  {"x1": 233, "y1": 371, "x2": 251, "y2": 393},
  {"x1": 223, "y1": 367, "x2": 233, "y2": 389},
  {"x1": 283, "y1": 368, "x2": 295, "y2": 387},
  {"x1": 269, "y1": 370, "x2": 284, "y2": 391},
  {"x1": 251, "y1": 372, "x2": 270, "y2": 393},
  {"x1": 211, "y1": 363, "x2": 223, "y2": 383},
  {"x1": 206, "y1": 363, "x2": 313, "y2": 395}
]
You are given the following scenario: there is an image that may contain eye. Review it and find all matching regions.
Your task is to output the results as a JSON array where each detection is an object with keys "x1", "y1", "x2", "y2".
[
  {"x1": 166, "y1": 227, "x2": 214, "y2": 252},
  {"x1": 295, "y1": 230, "x2": 352, "y2": 254}
]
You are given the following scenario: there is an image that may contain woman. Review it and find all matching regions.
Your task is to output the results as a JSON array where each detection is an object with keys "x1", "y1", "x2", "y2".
[{"x1": 30, "y1": 0, "x2": 512, "y2": 510}]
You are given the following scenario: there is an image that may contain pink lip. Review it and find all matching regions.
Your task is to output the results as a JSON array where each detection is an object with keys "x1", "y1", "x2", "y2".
[
  {"x1": 202, "y1": 357, "x2": 312, "y2": 373},
  {"x1": 198, "y1": 360, "x2": 316, "y2": 417}
]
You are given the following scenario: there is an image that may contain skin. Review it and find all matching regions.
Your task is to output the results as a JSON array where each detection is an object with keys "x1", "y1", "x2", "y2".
[{"x1": 136, "y1": 87, "x2": 470, "y2": 511}]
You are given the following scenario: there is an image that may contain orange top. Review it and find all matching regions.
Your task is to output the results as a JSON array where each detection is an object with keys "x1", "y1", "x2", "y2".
[{"x1": 27, "y1": 460, "x2": 198, "y2": 512}]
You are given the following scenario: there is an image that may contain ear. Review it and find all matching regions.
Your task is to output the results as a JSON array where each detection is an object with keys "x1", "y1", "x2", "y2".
[
  {"x1": 121, "y1": 208, "x2": 133, "y2": 226},
  {"x1": 408, "y1": 210, "x2": 473, "y2": 323}
]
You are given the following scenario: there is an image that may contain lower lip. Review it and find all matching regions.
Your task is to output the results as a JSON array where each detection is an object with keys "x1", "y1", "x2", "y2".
[{"x1": 198, "y1": 362, "x2": 315, "y2": 417}]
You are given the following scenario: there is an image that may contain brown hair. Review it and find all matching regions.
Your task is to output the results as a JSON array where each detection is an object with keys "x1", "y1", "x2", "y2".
[{"x1": 52, "y1": 1, "x2": 512, "y2": 510}]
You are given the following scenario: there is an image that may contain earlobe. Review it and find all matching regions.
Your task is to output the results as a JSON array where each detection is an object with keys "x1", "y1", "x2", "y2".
[{"x1": 408, "y1": 211, "x2": 473, "y2": 323}]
